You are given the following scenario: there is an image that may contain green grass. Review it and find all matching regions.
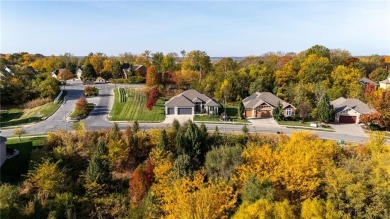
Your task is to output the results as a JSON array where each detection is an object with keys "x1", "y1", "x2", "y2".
[
  {"x1": 1, "y1": 137, "x2": 46, "y2": 184},
  {"x1": 110, "y1": 88, "x2": 166, "y2": 122},
  {"x1": 69, "y1": 103, "x2": 95, "y2": 119},
  {"x1": 194, "y1": 115, "x2": 250, "y2": 124},
  {"x1": 0, "y1": 92, "x2": 67, "y2": 128},
  {"x1": 277, "y1": 120, "x2": 319, "y2": 127}
]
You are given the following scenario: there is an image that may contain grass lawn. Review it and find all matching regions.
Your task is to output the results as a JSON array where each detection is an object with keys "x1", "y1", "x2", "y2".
[
  {"x1": 69, "y1": 103, "x2": 95, "y2": 119},
  {"x1": 109, "y1": 88, "x2": 166, "y2": 122},
  {"x1": 194, "y1": 115, "x2": 250, "y2": 124},
  {"x1": 0, "y1": 91, "x2": 67, "y2": 128},
  {"x1": 1, "y1": 137, "x2": 46, "y2": 184},
  {"x1": 277, "y1": 120, "x2": 334, "y2": 131}
]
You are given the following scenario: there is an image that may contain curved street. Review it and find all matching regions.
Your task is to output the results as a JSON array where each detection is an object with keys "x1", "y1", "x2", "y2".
[{"x1": 1, "y1": 81, "x2": 388, "y2": 144}]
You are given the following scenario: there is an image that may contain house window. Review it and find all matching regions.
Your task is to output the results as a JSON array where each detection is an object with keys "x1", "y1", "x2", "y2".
[{"x1": 286, "y1": 108, "x2": 292, "y2": 117}]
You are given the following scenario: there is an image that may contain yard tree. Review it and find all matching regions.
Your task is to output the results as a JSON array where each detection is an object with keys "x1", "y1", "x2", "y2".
[
  {"x1": 147, "y1": 87, "x2": 159, "y2": 111},
  {"x1": 146, "y1": 65, "x2": 160, "y2": 87},
  {"x1": 39, "y1": 77, "x2": 60, "y2": 99},
  {"x1": 66, "y1": 62, "x2": 78, "y2": 74},
  {"x1": 329, "y1": 49, "x2": 351, "y2": 66},
  {"x1": 102, "y1": 59, "x2": 113, "y2": 74},
  {"x1": 13, "y1": 128, "x2": 26, "y2": 142},
  {"x1": 316, "y1": 93, "x2": 334, "y2": 122},
  {"x1": 161, "y1": 52, "x2": 177, "y2": 72},
  {"x1": 237, "y1": 95, "x2": 245, "y2": 119},
  {"x1": 361, "y1": 89, "x2": 390, "y2": 129},
  {"x1": 57, "y1": 69, "x2": 74, "y2": 82},
  {"x1": 330, "y1": 65, "x2": 363, "y2": 98},
  {"x1": 272, "y1": 102, "x2": 284, "y2": 121},
  {"x1": 81, "y1": 64, "x2": 97, "y2": 81},
  {"x1": 369, "y1": 67, "x2": 388, "y2": 82},
  {"x1": 298, "y1": 101, "x2": 312, "y2": 122},
  {"x1": 112, "y1": 61, "x2": 122, "y2": 79}
]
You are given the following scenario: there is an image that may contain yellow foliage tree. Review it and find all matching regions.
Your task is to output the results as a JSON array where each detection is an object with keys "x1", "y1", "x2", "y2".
[{"x1": 233, "y1": 199, "x2": 295, "y2": 219}]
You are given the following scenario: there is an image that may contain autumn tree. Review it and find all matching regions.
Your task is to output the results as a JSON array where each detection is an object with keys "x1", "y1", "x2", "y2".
[
  {"x1": 74, "y1": 97, "x2": 88, "y2": 118},
  {"x1": 306, "y1": 45, "x2": 331, "y2": 59},
  {"x1": 0, "y1": 184, "x2": 22, "y2": 218},
  {"x1": 129, "y1": 160, "x2": 154, "y2": 206},
  {"x1": 146, "y1": 87, "x2": 159, "y2": 111},
  {"x1": 146, "y1": 65, "x2": 160, "y2": 86},
  {"x1": 57, "y1": 69, "x2": 74, "y2": 82},
  {"x1": 361, "y1": 89, "x2": 390, "y2": 129},
  {"x1": 298, "y1": 54, "x2": 332, "y2": 84},
  {"x1": 182, "y1": 50, "x2": 212, "y2": 81}
]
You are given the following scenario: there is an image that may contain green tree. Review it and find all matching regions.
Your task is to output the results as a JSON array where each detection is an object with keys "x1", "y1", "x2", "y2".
[
  {"x1": 237, "y1": 96, "x2": 245, "y2": 119},
  {"x1": 81, "y1": 63, "x2": 97, "y2": 81},
  {"x1": 0, "y1": 184, "x2": 21, "y2": 218},
  {"x1": 242, "y1": 176, "x2": 274, "y2": 203},
  {"x1": 85, "y1": 140, "x2": 111, "y2": 196},
  {"x1": 316, "y1": 93, "x2": 334, "y2": 122},
  {"x1": 112, "y1": 61, "x2": 123, "y2": 79},
  {"x1": 13, "y1": 127, "x2": 26, "y2": 142},
  {"x1": 182, "y1": 50, "x2": 212, "y2": 81},
  {"x1": 152, "y1": 52, "x2": 164, "y2": 72},
  {"x1": 272, "y1": 101, "x2": 284, "y2": 121},
  {"x1": 39, "y1": 77, "x2": 61, "y2": 99},
  {"x1": 205, "y1": 145, "x2": 243, "y2": 181},
  {"x1": 306, "y1": 45, "x2": 331, "y2": 59}
]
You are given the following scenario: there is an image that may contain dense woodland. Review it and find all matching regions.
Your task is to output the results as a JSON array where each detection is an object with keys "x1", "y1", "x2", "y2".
[
  {"x1": 1, "y1": 45, "x2": 390, "y2": 128},
  {"x1": 1, "y1": 121, "x2": 390, "y2": 218}
]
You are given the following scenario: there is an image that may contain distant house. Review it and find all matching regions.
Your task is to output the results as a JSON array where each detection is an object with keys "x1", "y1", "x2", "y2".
[
  {"x1": 122, "y1": 64, "x2": 147, "y2": 79},
  {"x1": 0, "y1": 136, "x2": 7, "y2": 167},
  {"x1": 133, "y1": 65, "x2": 147, "y2": 77},
  {"x1": 51, "y1": 69, "x2": 60, "y2": 79},
  {"x1": 379, "y1": 75, "x2": 390, "y2": 90},
  {"x1": 359, "y1": 77, "x2": 377, "y2": 89},
  {"x1": 243, "y1": 92, "x2": 295, "y2": 118},
  {"x1": 95, "y1": 77, "x2": 106, "y2": 84},
  {"x1": 331, "y1": 97, "x2": 374, "y2": 124},
  {"x1": 165, "y1": 89, "x2": 221, "y2": 115}
]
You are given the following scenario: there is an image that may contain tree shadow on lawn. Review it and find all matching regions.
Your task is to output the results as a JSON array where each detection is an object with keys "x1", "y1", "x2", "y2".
[
  {"x1": 1, "y1": 138, "x2": 44, "y2": 184},
  {"x1": 0, "y1": 111, "x2": 23, "y2": 122},
  {"x1": 0, "y1": 117, "x2": 41, "y2": 128}
]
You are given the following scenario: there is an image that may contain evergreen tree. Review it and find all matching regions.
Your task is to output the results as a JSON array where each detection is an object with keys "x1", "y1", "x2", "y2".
[
  {"x1": 237, "y1": 95, "x2": 245, "y2": 119},
  {"x1": 112, "y1": 61, "x2": 122, "y2": 79},
  {"x1": 132, "y1": 120, "x2": 140, "y2": 133},
  {"x1": 85, "y1": 141, "x2": 111, "y2": 196},
  {"x1": 316, "y1": 93, "x2": 334, "y2": 122},
  {"x1": 242, "y1": 123, "x2": 249, "y2": 135},
  {"x1": 272, "y1": 101, "x2": 284, "y2": 121},
  {"x1": 111, "y1": 122, "x2": 120, "y2": 140},
  {"x1": 159, "y1": 129, "x2": 169, "y2": 151}
]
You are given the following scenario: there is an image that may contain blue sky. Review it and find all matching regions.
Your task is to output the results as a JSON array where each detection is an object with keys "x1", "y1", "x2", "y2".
[{"x1": 1, "y1": 1, "x2": 389, "y2": 56}]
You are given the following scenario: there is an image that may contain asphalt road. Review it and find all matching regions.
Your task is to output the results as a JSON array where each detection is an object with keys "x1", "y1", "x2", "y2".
[{"x1": 1, "y1": 81, "x2": 388, "y2": 145}]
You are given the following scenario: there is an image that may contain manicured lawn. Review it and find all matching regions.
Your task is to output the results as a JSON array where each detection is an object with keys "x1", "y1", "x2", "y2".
[
  {"x1": 1, "y1": 137, "x2": 46, "y2": 184},
  {"x1": 109, "y1": 88, "x2": 166, "y2": 122},
  {"x1": 277, "y1": 120, "x2": 334, "y2": 131},
  {"x1": 0, "y1": 91, "x2": 67, "y2": 128},
  {"x1": 194, "y1": 115, "x2": 250, "y2": 124}
]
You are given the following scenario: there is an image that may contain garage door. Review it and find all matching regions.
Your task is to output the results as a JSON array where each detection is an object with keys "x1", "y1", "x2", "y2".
[
  {"x1": 245, "y1": 110, "x2": 252, "y2": 118},
  {"x1": 167, "y1": 108, "x2": 174, "y2": 115},
  {"x1": 339, "y1": 116, "x2": 357, "y2": 123},
  {"x1": 178, "y1": 108, "x2": 192, "y2": 115},
  {"x1": 257, "y1": 110, "x2": 271, "y2": 118}
]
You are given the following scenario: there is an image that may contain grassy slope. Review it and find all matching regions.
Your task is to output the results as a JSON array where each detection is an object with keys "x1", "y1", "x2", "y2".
[
  {"x1": 110, "y1": 88, "x2": 165, "y2": 122},
  {"x1": 1, "y1": 137, "x2": 46, "y2": 184},
  {"x1": 0, "y1": 102, "x2": 61, "y2": 128}
]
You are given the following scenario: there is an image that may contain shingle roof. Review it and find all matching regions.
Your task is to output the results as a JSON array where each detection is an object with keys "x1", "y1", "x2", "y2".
[
  {"x1": 359, "y1": 77, "x2": 377, "y2": 85},
  {"x1": 331, "y1": 97, "x2": 374, "y2": 114},
  {"x1": 165, "y1": 89, "x2": 221, "y2": 107},
  {"x1": 243, "y1": 92, "x2": 293, "y2": 109}
]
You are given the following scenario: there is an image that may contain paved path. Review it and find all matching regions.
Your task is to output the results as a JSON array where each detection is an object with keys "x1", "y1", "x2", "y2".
[{"x1": 1, "y1": 82, "x2": 388, "y2": 145}]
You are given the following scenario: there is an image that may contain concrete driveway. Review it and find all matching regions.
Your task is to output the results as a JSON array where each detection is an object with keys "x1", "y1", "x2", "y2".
[
  {"x1": 163, "y1": 115, "x2": 193, "y2": 124},
  {"x1": 248, "y1": 118, "x2": 281, "y2": 127},
  {"x1": 328, "y1": 123, "x2": 368, "y2": 137}
]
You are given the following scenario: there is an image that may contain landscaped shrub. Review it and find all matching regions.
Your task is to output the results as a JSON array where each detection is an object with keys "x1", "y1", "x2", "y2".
[
  {"x1": 23, "y1": 97, "x2": 51, "y2": 109},
  {"x1": 73, "y1": 97, "x2": 88, "y2": 118},
  {"x1": 111, "y1": 76, "x2": 145, "y2": 84},
  {"x1": 84, "y1": 86, "x2": 99, "y2": 97}
]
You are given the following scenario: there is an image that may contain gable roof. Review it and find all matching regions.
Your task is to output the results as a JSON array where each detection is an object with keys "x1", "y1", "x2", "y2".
[
  {"x1": 165, "y1": 89, "x2": 221, "y2": 108},
  {"x1": 331, "y1": 97, "x2": 373, "y2": 114},
  {"x1": 359, "y1": 77, "x2": 377, "y2": 85},
  {"x1": 243, "y1": 92, "x2": 293, "y2": 109},
  {"x1": 0, "y1": 136, "x2": 7, "y2": 144}
]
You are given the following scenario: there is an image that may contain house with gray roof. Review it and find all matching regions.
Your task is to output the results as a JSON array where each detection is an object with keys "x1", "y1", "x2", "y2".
[
  {"x1": 331, "y1": 97, "x2": 374, "y2": 124},
  {"x1": 359, "y1": 77, "x2": 377, "y2": 89},
  {"x1": 165, "y1": 90, "x2": 221, "y2": 115},
  {"x1": 243, "y1": 92, "x2": 295, "y2": 118}
]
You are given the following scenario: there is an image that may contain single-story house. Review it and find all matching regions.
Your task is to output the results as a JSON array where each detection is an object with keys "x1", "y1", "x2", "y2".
[
  {"x1": 242, "y1": 92, "x2": 295, "y2": 118},
  {"x1": 165, "y1": 90, "x2": 221, "y2": 115},
  {"x1": 133, "y1": 65, "x2": 147, "y2": 77},
  {"x1": 359, "y1": 77, "x2": 377, "y2": 89},
  {"x1": 379, "y1": 75, "x2": 390, "y2": 90},
  {"x1": 331, "y1": 97, "x2": 374, "y2": 124},
  {"x1": 122, "y1": 64, "x2": 147, "y2": 79},
  {"x1": 0, "y1": 136, "x2": 7, "y2": 167}
]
